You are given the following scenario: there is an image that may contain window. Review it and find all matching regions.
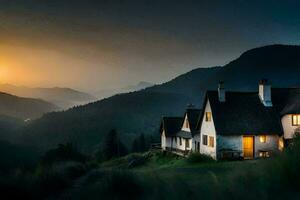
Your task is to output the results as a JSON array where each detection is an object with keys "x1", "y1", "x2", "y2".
[
  {"x1": 205, "y1": 112, "x2": 212, "y2": 122},
  {"x1": 186, "y1": 139, "x2": 190, "y2": 148},
  {"x1": 179, "y1": 138, "x2": 182, "y2": 145},
  {"x1": 259, "y1": 135, "x2": 267, "y2": 143},
  {"x1": 175, "y1": 137, "x2": 178, "y2": 144},
  {"x1": 185, "y1": 118, "x2": 189, "y2": 128},
  {"x1": 292, "y1": 115, "x2": 300, "y2": 126},
  {"x1": 208, "y1": 136, "x2": 214, "y2": 147},
  {"x1": 259, "y1": 151, "x2": 270, "y2": 158},
  {"x1": 202, "y1": 135, "x2": 208, "y2": 145}
]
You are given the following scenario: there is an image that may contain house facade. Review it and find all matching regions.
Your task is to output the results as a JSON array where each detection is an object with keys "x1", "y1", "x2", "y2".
[
  {"x1": 161, "y1": 79, "x2": 300, "y2": 160},
  {"x1": 160, "y1": 108, "x2": 202, "y2": 156}
]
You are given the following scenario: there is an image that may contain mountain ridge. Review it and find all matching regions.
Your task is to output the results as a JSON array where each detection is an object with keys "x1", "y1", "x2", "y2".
[
  {"x1": 0, "y1": 92, "x2": 58, "y2": 120},
  {"x1": 0, "y1": 84, "x2": 96, "y2": 109},
  {"x1": 21, "y1": 44, "x2": 300, "y2": 152}
]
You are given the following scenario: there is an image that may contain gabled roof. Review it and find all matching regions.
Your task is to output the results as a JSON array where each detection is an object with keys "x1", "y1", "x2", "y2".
[
  {"x1": 204, "y1": 90, "x2": 283, "y2": 135},
  {"x1": 160, "y1": 117, "x2": 183, "y2": 137},
  {"x1": 271, "y1": 88, "x2": 300, "y2": 116},
  {"x1": 183, "y1": 108, "x2": 202, "y2": 136},
  {"x1": 176, "y1": 130, "x2": 192, "y2": 139}
]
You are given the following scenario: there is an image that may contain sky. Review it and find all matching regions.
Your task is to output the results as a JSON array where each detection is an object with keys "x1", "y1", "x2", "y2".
[{"x1": 0, "y1": 0, "x2": 299, "y2": 93}]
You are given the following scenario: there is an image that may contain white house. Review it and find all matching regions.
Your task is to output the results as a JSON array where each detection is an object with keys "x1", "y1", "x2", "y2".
[
  {"x1": 160, "y1": 107, "x2": 202, "y2": 156},
  {"x1": 199, "y1": 80, "x2": 300, "y2": 160},
  {"x1": 161, "y1": 79, "x2": 300, "y2": 160}
]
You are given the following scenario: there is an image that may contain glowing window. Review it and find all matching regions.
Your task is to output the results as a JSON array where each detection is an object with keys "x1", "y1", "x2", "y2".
[
  {"x1": 205, "y1": 112, "x2": 212, "y2": 122},
  {"x1": 259, "y1": 135, "x2": 267, "y2": 143},
  {"x1": 259, "y1": 151, "x2": 270, "y2": 158},
  {"x1": 208, "y1": 136, "x2": 214, "y2": 147},
  {"x1": 292, "y1": 115, "x2": 300, "y2": 126}
]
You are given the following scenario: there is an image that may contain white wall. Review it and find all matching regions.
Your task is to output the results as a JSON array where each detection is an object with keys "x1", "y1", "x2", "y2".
[
  {"x1": 254, "y1": 135, "x2": 279, "y2": 157},
  {"x1": 181, "y1": 114, "x2": 191, "y2": 132},
  {"x1": 161, "y1": 131, "x2": 166, "y2": 150},
  {"x1": 217, "y1": 135, "x2": 279, "y2": 159},
  {"x1": 200, "y1": 100, "x2": 217, "y2": 159},
  {"x1": 282, "y1": 114, "x2": 300, "y2": 139},
  {"x1": 161, "y1": 131, "x2": 172, "y2": 150},
  {"x1": 176, "y1": 137, "x2": 192, "y2": 151},
  {"x1": 217, "y1": 135, "x2": 242, "y2": 153}
]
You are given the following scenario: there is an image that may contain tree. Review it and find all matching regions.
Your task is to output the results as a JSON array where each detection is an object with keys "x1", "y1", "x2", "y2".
[
  {"x1": 139, "y1": 133, "x2": 147, "y2": 152},
  {"x1": 40, "y1": 143, "x2": 87, "y2": 166},
  {"x1": 131, "y1": 133, "x2": 147, "y2": 153},
  {"x1": 101, "y1": 129, "x2": 128, "y2": 161}
]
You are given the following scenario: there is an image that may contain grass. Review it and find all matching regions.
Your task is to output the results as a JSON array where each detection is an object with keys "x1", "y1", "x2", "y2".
[{"x1": 62, "y1": 151, "x2": 260, "y2": 200}]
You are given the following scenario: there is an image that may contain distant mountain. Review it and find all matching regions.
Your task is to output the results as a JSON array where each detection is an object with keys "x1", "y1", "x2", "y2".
[
  {"x1": 0, "y1": 92, "x2": 58, "y2": 120},
  {"x1": 22, "y1": 45, "x2": 300, "y2": 152},
  {"x1": 0, "y1": 84, "x2": 96, "y2": 109},
  {"x1": 95, "y1": 81, "x2": 154, "y2": 99}
]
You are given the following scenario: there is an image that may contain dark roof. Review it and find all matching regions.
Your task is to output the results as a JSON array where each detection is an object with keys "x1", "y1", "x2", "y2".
[
  {"x1": 176, "y1": 130, "x2": 192, "y2": 139},
  {"x1": 160, "y1": 117, "x2": 183, "y2": 137},
  {"x1": 204, "y1": 90, "x2": 283, "y2": 135},
  {"x1": 272, "y1": 88, "x2": 300, "y2": 116},
  {"x1": 184, "y1": 108, "x2": 202, "y2": 136}
]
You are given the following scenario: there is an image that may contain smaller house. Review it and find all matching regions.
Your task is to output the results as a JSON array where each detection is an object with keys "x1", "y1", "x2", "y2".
[
  {"x1": 160, "y1": 117, "x2": 183, "y2": 152},
  {"x1": 160, "y1": 107, "x2": 202, "y2": 156}
]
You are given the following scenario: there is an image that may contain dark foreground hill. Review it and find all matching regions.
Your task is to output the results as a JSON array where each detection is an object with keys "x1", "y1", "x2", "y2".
[{"x1": 22, "y1": 45, "x2": 300, "y2": 152}]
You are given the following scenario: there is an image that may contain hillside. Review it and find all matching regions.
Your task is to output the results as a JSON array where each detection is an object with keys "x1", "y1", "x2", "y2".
[
  {"x1": 95, "y1": 81, "x2": 154, "y2": 99},
  {"x1": 0, "y1": 92, "x2": 58, "y2": 120},
  {"x1": 22, "y1": 45, "x2": 300, "y2": 152},
  {"x1": 0, "y1": 85, "x2": 96, "y2": 109}
]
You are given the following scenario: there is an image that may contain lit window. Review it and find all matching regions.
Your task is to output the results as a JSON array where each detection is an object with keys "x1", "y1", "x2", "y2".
[
  {"x1": 292, "y1": 115, "x2": 300, "y2": 126},
  {"x1": 205, "y1": 112, "x2": 212, "y2": 122},
  {"x1": 278, "y1": 138, "x2": 284, "y2": 151},
  {"x1": 259, "y1": 151, "x2": 270, "y2": 158},
  {"x1": 202, "y1": 135, "x2": 208, "y2": 145},
  {"x1": 208, "y1": 136, "x2": 214, "y2": 147},
  {"x1": 259, "y1": 135, "x2": 267, "y2": 143}
]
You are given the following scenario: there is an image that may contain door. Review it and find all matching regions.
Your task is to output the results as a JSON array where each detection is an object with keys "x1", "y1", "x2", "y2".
[{"x1": 243, "y1": 136, "x2": 254, "y2": 159}]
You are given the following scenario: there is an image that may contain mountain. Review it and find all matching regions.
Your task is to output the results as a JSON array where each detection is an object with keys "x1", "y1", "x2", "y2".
[
  {"x1": 0, "y1": 85, "x2": 96, "y2": 109},
  {"x1": 95, "y1": 81, "x2": 154, "y2": 99},
  {"x1": 0, "y1": 92, "x2": 58, "y2": 120},
  {"x1": 22, "y1": 45, "x2": 300, "y2": 152}
]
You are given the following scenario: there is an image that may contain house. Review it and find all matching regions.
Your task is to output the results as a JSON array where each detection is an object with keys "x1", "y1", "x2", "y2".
[
  {"x1": 160, "y1": 79, "x2": 300, "y2": 160},
  {"x1": 199, "y1": 80, "x2": 300, "y2": 160},
  {"x1": 160, "y1": 107, "x2": 202, "y2": 156},
  {"x1": 160, "y1": 116, "x2": 183, "y2": 152}
]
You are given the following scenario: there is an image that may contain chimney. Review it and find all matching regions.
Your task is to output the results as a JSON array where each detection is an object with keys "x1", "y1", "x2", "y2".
[
  {"x1": 259, "y1": 79, "x2": 272, "y2": 107},
  {"x1": 218, "y1": 81, "x2": 226, "y2": 102}
]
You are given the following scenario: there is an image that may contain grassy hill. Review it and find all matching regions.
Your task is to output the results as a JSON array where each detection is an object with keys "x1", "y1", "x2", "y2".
[{"x1": 22, "y1": 45, "x2": 300, "y2": 152}]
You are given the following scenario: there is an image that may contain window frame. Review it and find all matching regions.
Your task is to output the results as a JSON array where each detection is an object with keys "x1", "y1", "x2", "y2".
[
  {"x1": 259, "y1": 135, "x2": 267, "y2": 143},
  {"x1": 208, "y1": 136, "x2": 214, "y2": 147},
  {"x1": 292, "y1": 114, "x2": 300, "y2": 126},
  {"x1": 205, "y1": 112, "x2": 212, "y2": 122},
  {"x1": 202, "y1": 135, "x2": 208, "y2": 145},
  {"x1": 186, "y1": 139, "x2": 190, "y2": 148}
]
